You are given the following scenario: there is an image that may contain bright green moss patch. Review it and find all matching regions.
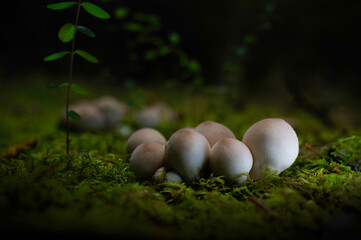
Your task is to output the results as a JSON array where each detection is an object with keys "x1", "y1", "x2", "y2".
[{"x1": 1, "y1": 77, "x2": 361, "y2": 239}]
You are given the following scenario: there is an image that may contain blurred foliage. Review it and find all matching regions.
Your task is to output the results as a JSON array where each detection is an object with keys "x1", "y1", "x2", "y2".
[{"x1": 107, "y1": 4, "x2": 204, "y2": 87}]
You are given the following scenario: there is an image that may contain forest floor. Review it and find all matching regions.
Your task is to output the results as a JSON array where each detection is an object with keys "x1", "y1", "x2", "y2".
[{"x1": 1, "y1": 72, "x2": 361, "y2": 240}]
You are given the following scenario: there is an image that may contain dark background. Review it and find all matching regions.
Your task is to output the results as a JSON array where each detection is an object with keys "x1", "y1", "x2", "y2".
[{"x1": 1, "y1": 0, "x2": 361, "y2": 126}]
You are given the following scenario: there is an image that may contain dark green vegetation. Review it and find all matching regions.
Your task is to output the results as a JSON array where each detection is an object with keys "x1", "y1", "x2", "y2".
[{"x1": 1, "y1": 76, "x2": 361, "y2": 240}]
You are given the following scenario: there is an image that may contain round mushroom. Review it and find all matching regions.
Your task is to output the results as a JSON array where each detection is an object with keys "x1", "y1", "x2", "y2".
[
  {"x1": 153, "y1": 167, "x2": 167, "y2": 183},
  {"x1": 165, "y1": 128, "x2": 211, "y2": 182},
  {"x1": 165, "y1": 170, "x2": 183, "y2": 184},
  {"x1": 126, "y1": 128, "x2": 167, "y2": 154},
  {"x1": 130, "y1": 142, "x2": 165, "y2": 181},
  {"x1": 242, "y1": 118, "x2": 299, "y2": 178},
  {"x1": 195, "y1": 120, "x2": 236, "y2": 147},
  {"x1": 210, "y1": 138, "x2": 253, "y2": 185},
  {"x1": 93, "y1": 95, "x2": 128, "y2": 130},
  {"x1": 153, "y1": 167, "x2": 183, "y2": 184},
  {"x1": 134, "y1": 102, "x2": 176, "y2": 128},
  {"x1": 59, "y1": 100, "x2": 106, "y2": 132}
]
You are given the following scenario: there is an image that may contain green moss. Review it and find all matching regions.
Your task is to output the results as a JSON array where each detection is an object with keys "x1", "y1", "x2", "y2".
[{"x1": 1, "y1": 76, "x2": 361, "y2": 239}]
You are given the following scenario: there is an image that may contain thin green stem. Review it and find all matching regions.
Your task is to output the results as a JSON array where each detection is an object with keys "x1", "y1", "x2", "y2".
[{"x1": 66, "y1": 0, "x2": 82, "y2": 167}]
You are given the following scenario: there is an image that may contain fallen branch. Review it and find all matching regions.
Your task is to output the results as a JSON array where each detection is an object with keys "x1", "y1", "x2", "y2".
[
  {"x1": 72, "y1": 152, "x2": 119, "y2": 166},
  {"x1": 304, "y1": 142, "x2": 323, "y2": 157},
  {"x1": 0, "y1": 138, "x2": 38, "y2": 159},
  {"x1": 248, "y1": 195, "x2": 291, "y2": 230}
]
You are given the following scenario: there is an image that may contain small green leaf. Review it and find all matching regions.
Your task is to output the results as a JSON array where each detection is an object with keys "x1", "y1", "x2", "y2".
[
  {"x1": 235, "y1": 46, "x2": 248, "y2": 56},
  {"x1": 144, "y1": 50, "x2": 157, "y2": 61},
  {"x1": 43, "y1": 51, "x2": 70, "y2": 61},
  {"x1": 66, "y1": 110, "x2": 81, "y2": 120},
  {"x1": 159, "y1": 46, "x2": 171, "y2": 56},
  {"x1": 123, "y1": 22, "x2": 143, "y2": 32},
  {"x1": 47, "y1": 1, "x2": 77, "y2": 10},
  {"x1": 74, "y1": 49, "x2": 99, "y2": 63},
  {"x1": 72, "y1": 84, "x2": 91, "y2": 95},
  {"x1": 47, "y1": 82, "x2": 90, "y2": 95},
  {"x1": 169, "y1": 32, "x2": 180, "y2": 44},
  {"x1": 82, "y1": 2, "x2": 110, "y2": 19},
  {"x1": 58, "y1": 23, "x2": 75, "y2": 43},
  {"x1": 76, "y1": 25, "x2": 96, "y2": 38},
  {"x1": 114, "y1": 7, "x2": 128, "y2": 19},
  {"x1": 243, "y1": 34, "x2": 257, "y2": 44},
  {"x1": 47, "y1": 82, "x2": 68, "y2": 88},
  {"x1": 188, "y1": 60, "x2": 201, "y2": 72}
]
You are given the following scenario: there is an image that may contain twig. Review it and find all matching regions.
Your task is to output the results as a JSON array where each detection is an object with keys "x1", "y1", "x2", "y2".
[
  {"x1": 304, "y1": 142, "x2": 323, "y2": 157},
  {"x1": 0, "y1": 138, "x2": 38, "y2": 159},
  {"x1": 72, "y1": 152, "x2": 119, "y2": 166},
  {"x1": 248, "y1": 196, "x2": 291, "y2": 229},
  {"x1": 34, "y1": 164, "x2": 61, "y2": 182}
]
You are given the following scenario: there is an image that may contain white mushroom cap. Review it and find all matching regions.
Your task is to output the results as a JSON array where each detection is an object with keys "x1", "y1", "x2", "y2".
[
  {"x1": 165, "y1": 129, "x2": 210, "y2": 182},
  {"x1": 195, "y1": 120, "x2": 236, "y2": 147},
  {"x1": 242, "y1": 118, "x2": 299, "y2": 178},
  {"x1": 153, "y1": 167, "x2": 183, "y2": 184},
  {"x1": 210, "y1": 138, "x2": 253, "y2": 185},
  {"x1": 126, "y1": 128, "x2": 167, "y2": 153},
  {"x1": 165, "y1": 171, "x2": 182, "y2": 184},
  {"x1": 153, "y1": 167, "x2": 167, "y2": 183},
  {"x1": 130, "y1": 142, "x2": 165, "y2": 181},
  {"x1": 60, "y1": 101, "x2": 106, "y2": 132},
  {"x1": 93, "y1": 95, "x2": 128, "y2": 129},
  {"x1": 134, "y1": 102, "x2": 176, "y2": 128}
]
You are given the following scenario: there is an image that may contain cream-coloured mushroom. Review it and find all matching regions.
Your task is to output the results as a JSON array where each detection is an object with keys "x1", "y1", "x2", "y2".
[
  {"x1": 126, "y1": 128, "x2": 167, "y2": 153},
  {"x1": 93, "y1": 95, "x2": 128, "y2": 130},
  {"x1": 165, "y1": 170, "x2": 182, "y2": 184},
  {"x1": 153, "y1": 167, "x2": 167, "y2": 183},
  {"x1": 165, "y1": 129, "x2": 210, "y2": 182},
  {"x1": 59, "y1": 100, "x2": 106, "y2": 132},
  {"x1": 210, "y1": 138, "x2": 253, "y2": 185},
  {"x1": 130, "y1": 142, "x2": 165, "y2": 181},
  {"x1": 153, "y1": 167, "x2": 183, "y2": 184},
  {"x1": 195, "y1": 120, "x2": 236, "y2": 147},
  {"x1": 242, "y1": 118, "x2": 299, "y2": 178},
  {"x1": 134, "y1": 102, "x2": 176, "y2": 128}
]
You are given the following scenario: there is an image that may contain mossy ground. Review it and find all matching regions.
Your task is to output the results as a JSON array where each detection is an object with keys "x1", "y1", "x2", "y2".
[{"x1": 1, "y1": 73, "x2": 361, "y2": 239}]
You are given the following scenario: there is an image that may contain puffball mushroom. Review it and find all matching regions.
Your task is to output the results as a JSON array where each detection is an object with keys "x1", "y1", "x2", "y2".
[
  {"x1": 130, "y1": 142, "x2": 165, "y2": 181},
  {"x1": 242, "y1": 118, "x2": 299, "y2": 178},
  {"x1": 126, "y1": 128, "x2": 167, "y2": 154},
  {"x1": 195, "y1": 120, "x2": 236, "y2": 147},
  {"x1": 59, "y1": 101, "x2": 106, "y2": 132},
  {"x1": 210, "y1": 138, "x2": 253, "y2": 185},
  {"x1": 134, "y1": 102, "x2": 176, "y2": 128},
  {"x1": 165, "y1": 129, "x2": 211, "y2": 182},
  {"x1": 93, "y1": 95, "x2": 128, "y2": 130},
  {"x1": 153, "y1": 167, "x2": 183, "y2": 184}
]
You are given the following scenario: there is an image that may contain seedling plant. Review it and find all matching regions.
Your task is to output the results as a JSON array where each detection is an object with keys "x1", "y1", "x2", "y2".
[{"x1": 44, "y1": 0, "x2": 110, "y2": 162}]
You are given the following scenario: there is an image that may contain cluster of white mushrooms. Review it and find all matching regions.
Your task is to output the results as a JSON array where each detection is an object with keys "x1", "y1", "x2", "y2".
[
  {"x1": 59, "y1": 95, "x2": 176, "y2": 133},
  {"x1": 127, "y1": 118, "x2": 299, "y2": 185}
]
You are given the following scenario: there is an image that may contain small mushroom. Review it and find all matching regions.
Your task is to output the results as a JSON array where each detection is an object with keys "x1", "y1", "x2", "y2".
[
  {"x1": 130, "y1": 142, "x2": 165, "y2": 181},
  {"x1": 210, "y1": 138, "x2": 253, "y2": 185},
  {"x1": 134, "y1": 102, "x2": 176, "y2": 128},
  {"x1": 93, "y1": 95, "x2": 128, "y2": 130},
  {"x1": 59, "y1": 101, "x2": 106, "y2": 132},
  {"x1": 165, "y1": 129, "x2": 211, "y2": 182},
  {"x1": 165, "y1": 170, "x2": 183, "y2": 184},
  {"x1": 242, "y1": 118, "x2": 299, "y2": 178},
  {"x1": 153, "y1": 167, "x2": 167, "y2": 183},
  {"x1": 195, "y1": 120, "x2": 236, "y2": 147},
  {"x1": 126, "y1": 128, "x2": 167, "y2": 154},
  {"x1": 153, "y1": 167, "x2": 183, "y2": 184}
]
